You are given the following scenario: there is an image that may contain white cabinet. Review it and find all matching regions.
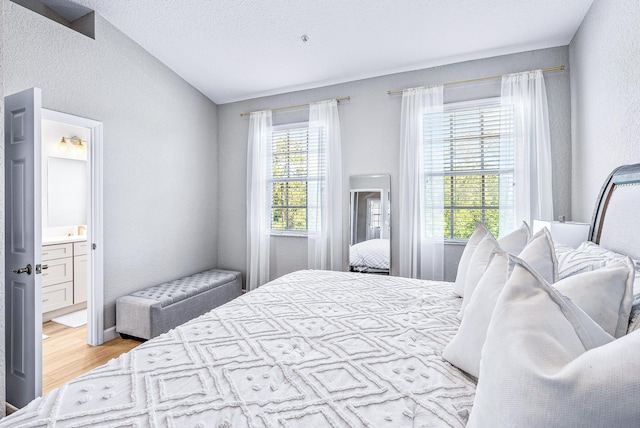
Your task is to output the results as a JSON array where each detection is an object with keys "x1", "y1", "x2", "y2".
[
  {"x1": 42, "y1": 239, "x2": 87, "y2": 314},
  {"x1": 42, "y1": 243, "x2": 73, "y2": 312},
  {"x1": 42, "y1": 283, "x2": 73, "y2": 313},
  {"x1": 42, "y1": 255, "x2": 73, "y2": 287},
  {"x1": 42, "y1": 243, "x2": 73, "y2": 261}
]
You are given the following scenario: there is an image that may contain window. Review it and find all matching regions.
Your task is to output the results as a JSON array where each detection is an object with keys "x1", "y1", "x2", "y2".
[
  {"x1": 424, "y1": 98, "x2": 514, "y2": 240},
  {"x1": 270, "y1": 123, "x2": 312, "y2": 233}
]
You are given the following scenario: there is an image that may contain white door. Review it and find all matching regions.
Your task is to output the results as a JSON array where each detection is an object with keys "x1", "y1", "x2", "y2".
[{"x1": 5, "y1": 88, "x2": 43, "y2": 408}]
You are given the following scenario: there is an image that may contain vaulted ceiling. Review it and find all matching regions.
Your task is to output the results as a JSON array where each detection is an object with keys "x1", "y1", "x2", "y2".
[{"x1": 43, "y1": 0, "x2": 594, "y2": 104}]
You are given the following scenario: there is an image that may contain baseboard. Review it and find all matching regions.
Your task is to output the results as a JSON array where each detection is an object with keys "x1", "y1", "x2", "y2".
[{"x1": 103, "y1": 326, "x2": 118, "y2": 342}]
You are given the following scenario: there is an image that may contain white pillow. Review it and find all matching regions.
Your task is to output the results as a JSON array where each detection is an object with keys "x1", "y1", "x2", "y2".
[
  {"x1": 453, "y1": 221, "x2": 531, "y2": 297},
  {"x1": 468, "y1": 257, "x2": 640, "y2": 428},
  {"x1": 444, "y1": 251, "x2": 508, "y2": 377},
  {"x1": 457, "y1": 227, "x2": 554, "y2": 321},
  {"x1": 458, "y1": 233, "x2": 498, "y2": 318},
  {"x1": 496, "y1": 221, "x2": 530, "y2": 255},
  {"x1": 575, "y1": 241, "x2": 640, "y2": 294},
  {"x1": 553, "y1": 258, "x2": 635, "y2": 338},
  {"x1": 452, "y1": 223, "x2": 488, "y2": 297},
  {"x1": 461, "y1": 222, "x2": 531, "y2": 308},
  {"x1": 507, "y1": 227, "x2": 558, "y2": 284},
  {"x1": 444, "y1": 228, "x2": 557, "y2": 377},
  {"x1": 555, "y1": 241, "x2": 606, "y2": 279},
  {"x1": 577, "y1": 240, "x2": 627, "y2": 262}
]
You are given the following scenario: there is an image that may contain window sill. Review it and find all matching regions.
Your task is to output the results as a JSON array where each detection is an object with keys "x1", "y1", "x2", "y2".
[
  {"x1": 270, "y1": 231, "x2": 308, "y2": 238},
  {"x1": 445, "y1": 239, "x2": 468, "y2": 246}
]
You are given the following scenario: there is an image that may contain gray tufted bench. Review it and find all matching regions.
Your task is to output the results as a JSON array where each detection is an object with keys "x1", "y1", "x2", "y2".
[{"x1": 116, "y1": 269, "x2": 242, "y2": 340}]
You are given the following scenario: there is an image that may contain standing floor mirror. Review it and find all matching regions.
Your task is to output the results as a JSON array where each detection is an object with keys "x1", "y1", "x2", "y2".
[{"x1": 349, "y1": 175, "x2": 390, "y2": 274}]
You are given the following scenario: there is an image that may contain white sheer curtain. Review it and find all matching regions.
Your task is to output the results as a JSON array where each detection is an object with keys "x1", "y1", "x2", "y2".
[
  {"x1": 499, "y1": 70, "x2": 553, "y2": 233},
  {"x1": 246, "y1": 110, "x2": 272, "y2": 291},
  {"x1": 399, "y1": 86, "x2": 445, "y2": 280},
  {"x1": 308, "y1": 100, "x2": 343, "y2": 270}
]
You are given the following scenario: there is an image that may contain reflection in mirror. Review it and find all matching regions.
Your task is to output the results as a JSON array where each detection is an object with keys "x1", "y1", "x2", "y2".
[
  {"x1": 48, "y1": 157, "x2": 88, "y2": 227},
  {"x1": 349, "y1": 175, "x2": 390, "y2": 275}
]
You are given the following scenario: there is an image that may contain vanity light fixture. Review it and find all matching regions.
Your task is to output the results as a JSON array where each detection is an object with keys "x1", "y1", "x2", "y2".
[
  {"x1": 58, "y1": 136, "x2": 87, "y2": 153},
  {"x1": 57, "y1": 137, "x2": 69, "y2": 152}
]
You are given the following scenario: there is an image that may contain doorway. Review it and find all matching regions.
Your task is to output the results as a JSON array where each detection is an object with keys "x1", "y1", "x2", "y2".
[
  {"x1": 40, "y1": 108, "x2": 104, "y2": 347},
  {"x1": 41, "y1": 118, "x2": 89, "y2": 329}
]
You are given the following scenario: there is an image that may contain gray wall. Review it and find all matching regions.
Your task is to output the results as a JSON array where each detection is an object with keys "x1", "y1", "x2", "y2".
[
  {"x1": 3, "y1": 1, "x2": 219, "y2": 329},
  {"x1": 569, "y1": 0, "x2": 640, "y2": 222},
  {"x1": 218, "y1": 46, "x2": 572, "y2": 282}
]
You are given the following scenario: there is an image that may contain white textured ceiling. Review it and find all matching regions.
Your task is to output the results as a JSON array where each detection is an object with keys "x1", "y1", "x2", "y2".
[{"x1": 59, "y1": 0, "x2": 593, "y2": 104}]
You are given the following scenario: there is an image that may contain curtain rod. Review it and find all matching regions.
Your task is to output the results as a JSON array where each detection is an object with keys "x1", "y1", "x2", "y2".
[
  {"x1": 387, "y1": 65, "x2": 565, "y2": 96},
  {"x1": 240, "y1": 96, "x2": 350, "y2": 117}
]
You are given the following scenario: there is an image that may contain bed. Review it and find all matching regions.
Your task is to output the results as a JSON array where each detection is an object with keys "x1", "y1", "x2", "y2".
[
  {"x1": 349, "y1": 238, "x2": 390, "y2": 274},
  {"x1": 2, "y1": 271, "x2": 475, "y2": 426},
  {"x1": 2, "y1": 164, "x2": 640, "y2": 427}
]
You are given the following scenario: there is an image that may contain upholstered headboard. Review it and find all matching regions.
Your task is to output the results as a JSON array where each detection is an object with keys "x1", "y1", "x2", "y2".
[{"x1": 590, "y1": 163, "x2": 640, "y2": 260}]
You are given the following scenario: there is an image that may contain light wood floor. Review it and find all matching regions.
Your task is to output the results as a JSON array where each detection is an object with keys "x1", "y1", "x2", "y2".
[{"x1": 43, "y1": 321, "x2": 142, "y2": 394}]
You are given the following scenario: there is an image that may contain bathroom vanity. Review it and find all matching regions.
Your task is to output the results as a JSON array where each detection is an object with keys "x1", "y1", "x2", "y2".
[{"x1": 42, "y1": 236, "x2": 87, "y2": 321}]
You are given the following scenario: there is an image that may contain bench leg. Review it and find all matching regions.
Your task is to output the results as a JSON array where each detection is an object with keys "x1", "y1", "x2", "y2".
[{"x1": 119, "y1": 333, "x2": 146, "y2": 342}]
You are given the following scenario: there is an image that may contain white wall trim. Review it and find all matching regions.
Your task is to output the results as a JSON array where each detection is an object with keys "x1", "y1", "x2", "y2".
[
  {"x1": 103, "y1": 326, "x2": 118, "y2": 342},
  {"x1": 41, "y1": 109, "x2": 104, "y2": 345}
]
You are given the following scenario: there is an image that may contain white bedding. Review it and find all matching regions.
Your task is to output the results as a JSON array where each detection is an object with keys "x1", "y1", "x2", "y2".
[
  {"x1": 2, "y1": 270, "x2": 475, "y2": 427},
  {"x1": 349, "y1": 239, "x2": 390, "y2": 270}
]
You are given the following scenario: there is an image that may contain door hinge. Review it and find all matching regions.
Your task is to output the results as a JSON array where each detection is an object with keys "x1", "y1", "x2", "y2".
[{"x1": 92, "y1": 243, "x2": 97, "y2": 250}]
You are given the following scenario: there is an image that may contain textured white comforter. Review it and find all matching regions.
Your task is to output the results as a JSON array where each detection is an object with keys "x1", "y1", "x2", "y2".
[
  {"x1": 2, "y1": 270, "x2": 475, "y2": 427},
  {"x1": 349, "y1": 239, "x2": 390, "y2": 270}
]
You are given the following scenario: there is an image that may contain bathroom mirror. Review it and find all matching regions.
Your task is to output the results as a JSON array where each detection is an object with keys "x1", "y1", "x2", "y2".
[
  {"x1": 48, "y1": 157, "x2": 88, "y2": 227},
  {"x1": 349, "y1": 174, "x2": 390, "y2": 274}
]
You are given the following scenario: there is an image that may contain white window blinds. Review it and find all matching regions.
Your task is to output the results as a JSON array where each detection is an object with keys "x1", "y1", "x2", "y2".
[
  {"x1": 424, "y1": 99, "x2": 514, "y2": 239},
  {"x1": 270, "y1": 124, "x2": 323, "y2": 233}
]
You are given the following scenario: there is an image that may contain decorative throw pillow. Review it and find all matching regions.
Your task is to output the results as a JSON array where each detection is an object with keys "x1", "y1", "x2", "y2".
[
  {"x1": 458, "y1": 233, "x2": 499, "y2": 318},
  {"x1": 496, "y1": 221, "x2": 530, "y2": 255},
  {"x1": 458, "y1": 227, "x2": 554, "y2": 320},
  {"x1": 577, "y1": 240, "x2": 627, "y2": 262},
  {"x1": 453, "y1": 222, "x2": 530, "y2": 299},
  {"x1": 506, "y1": 228, "x2": 558, "y2": 284},
  {"x1": 444, "y1": 228, "x2": 557, "y2": 377},
  {"x1": 554, "y1": 241, "x2": 607, "y2": 279},
  {"x1": 444, "y1": 251, "x2": 509, "y2": 377},
  {"x1": 576, "y1": 241, "x2": 640, "y2": 294},
  {"x1": 452, "y1": 223, "x2": 489, "y2": 297},
  {"x1": 553, "y1": 258, "x2": 634, "y2": 338},
  {"x1": 467, "y1": 257, "x2": 640, "y2": 428}
]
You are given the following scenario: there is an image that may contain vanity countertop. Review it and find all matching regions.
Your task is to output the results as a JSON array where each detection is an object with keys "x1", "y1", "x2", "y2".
[{"x1": 43, "y1": 235, "x2": 87, "y2": 245}]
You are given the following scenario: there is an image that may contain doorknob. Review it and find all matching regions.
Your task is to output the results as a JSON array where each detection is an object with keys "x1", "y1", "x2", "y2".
[{"x1": 12, "y1": 264, "x2": 32, "y2": 275}]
